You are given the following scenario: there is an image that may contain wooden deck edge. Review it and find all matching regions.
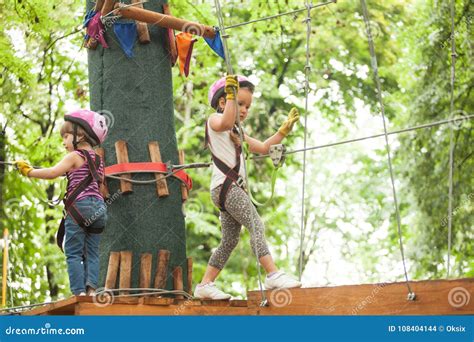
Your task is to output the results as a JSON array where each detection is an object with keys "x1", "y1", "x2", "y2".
[
  {"x1": 17, "y1": 278, "x2": 473, "y2": 315},
  {"x1": 247, "y1": 278, "x2": 474, "y2": 315}
]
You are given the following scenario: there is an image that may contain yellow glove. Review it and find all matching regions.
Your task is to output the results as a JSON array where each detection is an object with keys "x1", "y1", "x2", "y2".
[
  {"x1": 278, "y1": 107, "x2": 300, "y2": 137},
  {"x1": 224, "y1": 75, "x2": 239, "y2": 101},
  {"x1": 14, "y1": 160, "x2": 33, "y2": 177}
]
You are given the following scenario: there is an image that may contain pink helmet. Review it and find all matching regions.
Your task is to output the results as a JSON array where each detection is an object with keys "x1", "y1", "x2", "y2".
[
  {"x1": 208, "y1": 75, "x2": 254, "y2": 109},
  {"x1": 65, "y1": 109, "x2": 108, "y2": 147}
]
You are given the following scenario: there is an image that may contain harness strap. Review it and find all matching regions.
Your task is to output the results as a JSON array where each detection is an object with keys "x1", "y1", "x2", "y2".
[
  {"x1": 206, "y1": 120, "x2": 244, "y2": 211},
  {"x1": 56, "y1": 150, "x2": 103, "y2": 251}
]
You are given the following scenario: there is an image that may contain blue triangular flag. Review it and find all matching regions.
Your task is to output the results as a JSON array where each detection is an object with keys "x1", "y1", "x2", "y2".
[
  {"x1": 204, "y1": 30, "x2": 225, "y2": 59},
  {"x1": 113, "y1": 23, "x2": 137, "y2": 58},
  {"x1": 83, "y1": 9, "x2": 96, "y2": 28}
]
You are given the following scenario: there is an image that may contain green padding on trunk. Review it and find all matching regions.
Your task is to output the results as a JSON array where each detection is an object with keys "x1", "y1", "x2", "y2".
[{"x1": 86, "y1": 0, "x2": 188, "y2": 290}]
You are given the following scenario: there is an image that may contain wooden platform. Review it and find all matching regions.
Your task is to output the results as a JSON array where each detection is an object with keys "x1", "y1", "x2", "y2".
[{"x1": 16, "y1": 278, "x2": 474, "y2": 316}]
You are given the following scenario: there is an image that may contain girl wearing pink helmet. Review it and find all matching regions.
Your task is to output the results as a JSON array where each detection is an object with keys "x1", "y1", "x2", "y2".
[
  {"x1": 195, "y1": 75, "x2": 301, "y2": 300},
  {"x1": 15, "y1": 109, "x2": 108, "y2": 296}
]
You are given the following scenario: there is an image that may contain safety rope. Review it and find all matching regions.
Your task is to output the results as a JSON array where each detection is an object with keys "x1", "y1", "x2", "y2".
[
  {"x1": 95, "y1": 288, "x2": 194, "y2": 300},
  {"x1": 251, "y1": 114, "x2": 474, "y2": 160},
  {"x1": 214, "y1": 0, "x2": 267, "y2": 306},
  {"x1": 101, "y1": 1, "x2": 148, "y2": 19},
  {"x1": 447, "y1": 0, "x2": 457, "y2": 278},
  {"x1": 2, "y1": 114, "x2": 472, "y2": 174},
  {"x1": 360, "y1": 0, "x2": 414, "y2": 299},
  {"x1": 105, "y1": 164, "x2": 196, "y2": 186},
  {"x1": 223, "y1": 0, "x2": 336, "y2": 31},
  {"x1": 242, "y1": 142, "x2": 280, "y2": 207},
  {"x1": 0, "y1": 288, "x2": 193, "y2": 313},
  {"x1": 297, "y1": 0, "x2": 312, "y2": 281}
]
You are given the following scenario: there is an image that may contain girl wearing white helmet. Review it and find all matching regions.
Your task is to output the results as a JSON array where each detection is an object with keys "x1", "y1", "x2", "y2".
[
  {"x1": 195, "y1": 75, "x2": 301, "y2": 300},
  {"x1": 15, "y1": 109, "x2": 108, "y2": 296}
]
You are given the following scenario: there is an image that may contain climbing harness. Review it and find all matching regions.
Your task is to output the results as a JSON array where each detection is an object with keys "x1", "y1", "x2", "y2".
[
  {"x1": 56, "y1": 150, "x2": 104, "y2": 252},
  {"x1": 205, "y1": 122, "x2": 245, "y2": 211}
]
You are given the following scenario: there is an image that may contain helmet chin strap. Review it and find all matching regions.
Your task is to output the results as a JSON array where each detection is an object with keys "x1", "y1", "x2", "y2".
[{"x1": 72, "y1": 124, "x2": 79, "y2": 150}]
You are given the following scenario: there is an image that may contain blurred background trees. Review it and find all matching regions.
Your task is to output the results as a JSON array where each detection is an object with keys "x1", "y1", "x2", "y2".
[{"x1": 0, "y1": 0, "x2": 472, "y2": 305}]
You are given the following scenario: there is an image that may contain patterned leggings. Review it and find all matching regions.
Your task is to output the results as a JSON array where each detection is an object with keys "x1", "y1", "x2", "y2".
[{"x1": 208, "y1": 184, "x2": 271, "y2": 270}]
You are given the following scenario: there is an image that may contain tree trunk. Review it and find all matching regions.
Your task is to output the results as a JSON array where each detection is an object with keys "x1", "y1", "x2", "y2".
[{"x1": 86, "y1": 0, "x2": 187, "y2": 289}]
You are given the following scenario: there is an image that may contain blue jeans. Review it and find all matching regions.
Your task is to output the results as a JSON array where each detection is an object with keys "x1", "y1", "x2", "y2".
[{"x1": 64, "y1": 196, "x2": 107, "y2": 295}]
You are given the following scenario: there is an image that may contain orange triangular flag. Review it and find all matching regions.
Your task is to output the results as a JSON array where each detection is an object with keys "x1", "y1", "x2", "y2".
[{"x1": 176, "y1": 32, "x2": 197, "y2": 77}]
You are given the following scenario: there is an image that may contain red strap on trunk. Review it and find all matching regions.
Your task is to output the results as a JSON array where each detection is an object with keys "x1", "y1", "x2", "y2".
[{"x1": 105, "y1": 162, "x2": 193, "y2": 190}]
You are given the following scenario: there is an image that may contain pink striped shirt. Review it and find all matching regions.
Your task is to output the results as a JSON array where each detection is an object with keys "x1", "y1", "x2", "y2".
[{"x1": 66, "y1": 150, "x2": 104, "y2": 201}]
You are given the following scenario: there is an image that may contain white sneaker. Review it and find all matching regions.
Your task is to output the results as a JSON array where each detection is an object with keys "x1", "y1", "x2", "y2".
[
  {"x1": 77, "y1": 292, "x2": 87, "y2": 296},
  {"x1": 194, "y1": 282, "x2": 231, "y2": 300},
  {"x1": 264, "y1": 271, "x2": 302, "y2": 290}
]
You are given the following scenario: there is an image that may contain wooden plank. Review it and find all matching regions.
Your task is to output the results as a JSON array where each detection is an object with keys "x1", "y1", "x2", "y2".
[
  {"x1": 172, "y1": 266, "x2": 184, "y2": 299},
  {"x1": 20, "y1": 297, "x2": 79, "y2": 316},
  {"x1": 247, "y1": 278, "x2": 474, "y2": 315},
  {"x1": 75, "y1": 303, "x2": 254, "y2": 316},
  {"x1": 230, "y1": 300, "x2": 249, "y2": 307},
  {"x1": 119, "y1": 251, "x2": 133, "y2": 295},
  {"x1": 105, "y1": 251, "x2": 120, "y2": 290},
  {"x1": 186, "y1": 257, "x2": 193, "y2": 295},
  {"x1": 132, "y1": 0, "x2": 151, "y2": 44},
  {"x1": 25, "y1": 279, "x2": 474, "y2": 316},
  {"x1": 112, "y1": 297, "x2": 140, "y2": 305},
  {"x1": 178, "y1": 150, "x2": 188, "y2": 201},
  {"x1": 162, "y1": 3, "x2": 178, "y2": 66},
  {"x1": 201, "y1": 299, "x2": 231, "y2": 307},
  {"x1": 139, "y1": 253, "x2": 153, "y2": 292},
  {"x1": 115, "y1": 140, "x2": 133, "y2": 194},
  {"x1": 116, "y1": 5, "x2": 216, "y2": 39},
  {"x1": 174, "y1": 299, "x2": 202, "y2": 306},
  {"x1": 143, "y1": 297, "x2": 175, "y2": 306},
  {"x1": 147, "y1": 141, "x2": 169, "y2": 197},
  {"x1": 94, "y1": 0, "x2": 105, "y2": 11},
  {"x1": 95, "y1": 147, "x2": 110, "y2": 198},
  {"x1": 154, "y1": 249, "x2": 170, "y2": 290},
  {"x1": 101, "y1": 0, "x2": 115, "y2": 16}
]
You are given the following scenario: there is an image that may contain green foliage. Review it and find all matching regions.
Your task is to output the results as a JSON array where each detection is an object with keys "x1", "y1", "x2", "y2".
[{"x1": 0, "y1": 0, "x2": 472, "y2": 305}]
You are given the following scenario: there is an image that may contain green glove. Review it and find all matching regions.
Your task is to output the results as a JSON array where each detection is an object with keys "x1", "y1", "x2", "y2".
[
  {"x1": 14, "y1": 160, "x2": 33, "y2": 176},
  {"x1": 278, "y1": 107, "x2": 300, "y2": 137},
  {"x1": 225, "y1": 75, "x2": 239, "y2": 101}
]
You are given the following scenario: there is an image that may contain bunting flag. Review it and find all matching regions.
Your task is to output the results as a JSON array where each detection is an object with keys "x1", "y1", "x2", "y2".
[
  {"x1": 86, "y1": 12, "x2": 109, "y2": 48},
  {"x1": 204, "y1": 30, "x2": 225, "y2": 59},
  {"x1": 176, "y1": 32, "x2": 197, "y2": 77},
  {"x1": 82, "y1": 9, "x2": 97, "y2": 40},
  {"x1": 113, "y1": 23, "x2": 138, "y2": 58},
  {"x1": 83, "y1": 9, "x2": 96, "y2": 28}
]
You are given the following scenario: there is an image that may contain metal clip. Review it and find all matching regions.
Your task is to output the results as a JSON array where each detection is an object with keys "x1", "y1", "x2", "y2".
[
  {"x1": 269, "y1": 144, "x2": 286, "y2": 168},
  {"x1": 236, "y1": 176, "x2": 245, "y2": 188},
  {"x1": 165, "y1": 161, "x2": 173, "y2": 174},
  {"x1": 260, "y1": 298, "x2": 269, "y2": 307},
  {"x1": 407, "y1": 292, "x2": 416, "y2": 301}
]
